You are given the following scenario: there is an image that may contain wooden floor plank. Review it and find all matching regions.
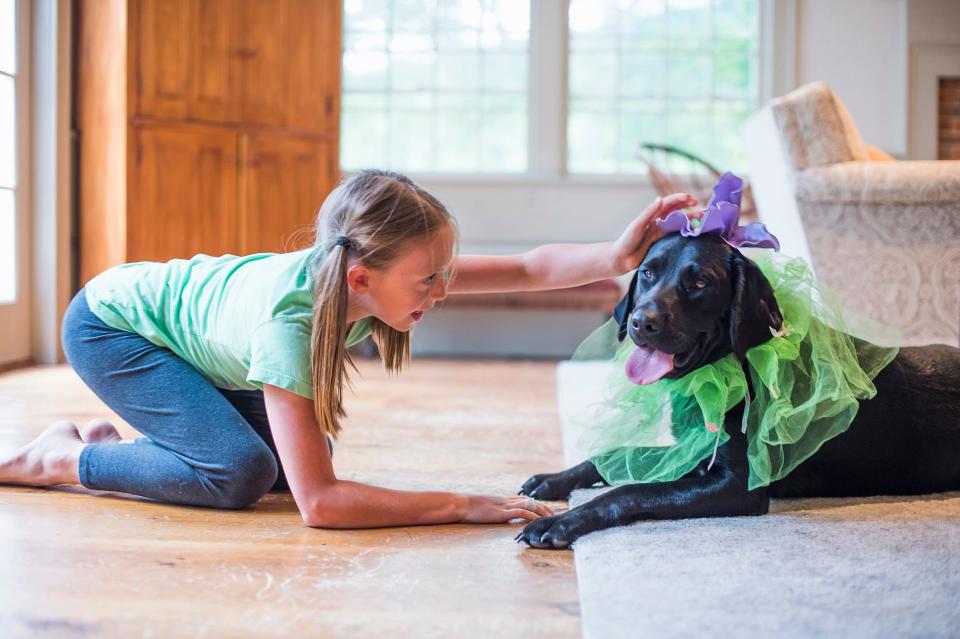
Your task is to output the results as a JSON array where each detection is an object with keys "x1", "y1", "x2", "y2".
[{"x1": 0, "y1": 359, "x2": 579, "y2": 638}]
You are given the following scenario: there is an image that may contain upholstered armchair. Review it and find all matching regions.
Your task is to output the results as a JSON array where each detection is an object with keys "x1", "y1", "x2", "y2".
[{"x1": 743, "y1": 82, "x2": 960, "y2": 346}]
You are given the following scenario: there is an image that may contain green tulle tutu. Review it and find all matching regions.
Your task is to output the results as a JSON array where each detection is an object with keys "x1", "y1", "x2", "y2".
[{"x1": 574, "y1": 253, "x2": 900, "y2": 491}]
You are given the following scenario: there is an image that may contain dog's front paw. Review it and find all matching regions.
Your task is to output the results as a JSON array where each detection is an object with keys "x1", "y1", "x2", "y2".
[
  {"x1": 519, "y1": 472, "x2": 574, "y2": 500},
  {"x1": 514, "y1": 511, "x2": 591, "y2": 550}
]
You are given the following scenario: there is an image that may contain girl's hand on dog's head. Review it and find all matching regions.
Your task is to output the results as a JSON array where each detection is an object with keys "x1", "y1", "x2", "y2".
[{"x1": 611, "y1": 192, "x2": 699, "y2": 274}]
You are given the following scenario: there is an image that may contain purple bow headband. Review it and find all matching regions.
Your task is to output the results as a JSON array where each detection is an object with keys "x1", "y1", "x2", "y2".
[{"x1": 655, "y1": 172, "x2": 780, "y2": 250}]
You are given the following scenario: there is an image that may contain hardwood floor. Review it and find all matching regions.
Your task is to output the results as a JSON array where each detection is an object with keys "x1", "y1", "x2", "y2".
[{"x1": 0, "y1": 359, "x2": 579, "y2": 638}]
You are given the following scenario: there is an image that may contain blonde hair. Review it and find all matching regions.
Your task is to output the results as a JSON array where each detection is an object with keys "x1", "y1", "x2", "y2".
[{"x1": 308, "y1": 169, "x2": 456, "y2": 438}]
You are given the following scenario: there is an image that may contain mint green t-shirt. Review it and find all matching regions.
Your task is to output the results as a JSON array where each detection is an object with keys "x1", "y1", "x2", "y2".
[{"x1": 83, "y1": 248, "x2": 372, "y2": 399}]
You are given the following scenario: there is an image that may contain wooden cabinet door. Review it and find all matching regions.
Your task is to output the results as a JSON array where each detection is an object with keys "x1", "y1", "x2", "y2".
[
  {"x1": 240, "y1": 132, "x2": 338, "y2": 255},
  {"x1": 234, "y1": 0, "x2": 341, "y2": 130},
  {"x1": 131, "y1": 123, "x2": 240, "y2": 262},
  {"x1": 135, "y1": 0, "x2": 341, "y2": 130},
  {"x1": 285, "y1": 0, "x2": 341, "y2": 131},
  {"x1": 135, "y1": 0, "x2": 240, "y2": 123}
]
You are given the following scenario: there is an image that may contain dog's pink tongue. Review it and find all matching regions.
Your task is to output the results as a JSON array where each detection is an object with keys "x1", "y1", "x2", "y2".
[{"x1": 625, "y1": 347, "x2": 675, "y2": 385}]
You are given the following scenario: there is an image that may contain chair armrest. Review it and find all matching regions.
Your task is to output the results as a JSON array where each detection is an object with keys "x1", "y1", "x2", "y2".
[{"x1": 795, "y1": 161, "x2": 960, "y2": 204}]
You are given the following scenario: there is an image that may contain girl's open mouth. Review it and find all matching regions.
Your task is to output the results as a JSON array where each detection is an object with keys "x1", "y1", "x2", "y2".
[{"x1": 411, "y1": 311, "x2": 424, "y2": 321}]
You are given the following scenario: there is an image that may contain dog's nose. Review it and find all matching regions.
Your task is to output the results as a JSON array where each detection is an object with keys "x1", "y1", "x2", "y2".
[{"x1": 632, "y1": 309, "x2": 667, "y2": 335}]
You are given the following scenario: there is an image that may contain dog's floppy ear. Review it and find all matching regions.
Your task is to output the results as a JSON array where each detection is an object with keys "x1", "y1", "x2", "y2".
[
  {"x1": 613, "y1": 270, "x2": 639, "y2": 342},
  {"x1": 729, "y1": 252, "x2": 783, "y2": 361}
]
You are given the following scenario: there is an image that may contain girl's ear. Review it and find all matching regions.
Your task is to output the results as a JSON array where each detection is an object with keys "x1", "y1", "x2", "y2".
[{"x1": 346, "y1": 263, "x2": 371, "y2": 293}]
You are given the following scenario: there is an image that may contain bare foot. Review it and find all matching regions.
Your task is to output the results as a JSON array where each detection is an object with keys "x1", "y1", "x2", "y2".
[
  {"x1": 79, "y1": 418, "x2": 124, "y2": 444},
  {"x1": 0, "y1": 421, "x2": 86, "y2": 486}
]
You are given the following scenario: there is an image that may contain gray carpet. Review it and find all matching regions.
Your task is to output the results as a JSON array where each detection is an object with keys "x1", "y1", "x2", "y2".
[{"x1": 557, "y1": 362, "x2": 960, "y2": 639}]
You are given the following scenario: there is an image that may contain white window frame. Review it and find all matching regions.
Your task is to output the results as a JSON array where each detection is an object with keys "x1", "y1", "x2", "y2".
[
  {"x1": 33, "y1": 0, "x2": 74, "y2": 364},
  {"x1": 0, "y1": 0, "x2": 74, "y2": 366},
  {"x1": 0, "y1": 0, "x2": 32, "y2": 366},
  {"x1": 403, "y1": 0, "x2": 795, "y2": 186}
]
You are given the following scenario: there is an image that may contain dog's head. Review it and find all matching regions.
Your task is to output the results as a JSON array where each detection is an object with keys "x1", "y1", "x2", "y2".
[{"x1": 613, "y1": 233, "x2": 783, "y2": 384}]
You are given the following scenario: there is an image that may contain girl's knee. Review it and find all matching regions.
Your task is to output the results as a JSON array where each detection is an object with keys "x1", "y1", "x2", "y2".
[{"x1": 208, "y1": 444, "x2": 278, "y2": 509}]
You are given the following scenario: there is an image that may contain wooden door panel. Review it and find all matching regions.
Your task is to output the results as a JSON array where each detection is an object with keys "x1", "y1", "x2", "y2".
[
  {"x1": 235, "y1": 0, "x2": 340, "y2": 130},
  {"x1": 135, "y1": 0, "x2": 341, "y2": 131},
  {"x1": 131, "y1": 124, "x2": 240, "y2": 262},
  {"x1": 192, "y1": 0, "x2": 241, "y2": 122},
  {"x1": 136, "y1": 0, "x2": 239, "y2": 123},
  {"x1": 241, "y1": 132, "x2": 337, "y2": 254},
  {"x1": 286, "y1": 0, "x2": 341, "y2": 131},
  {"x1": 235, "y1": 0, "x2": 290, "y2": 127},
  {"x1": 136, "y1": 0, "x2": 193, "y2": 119}
]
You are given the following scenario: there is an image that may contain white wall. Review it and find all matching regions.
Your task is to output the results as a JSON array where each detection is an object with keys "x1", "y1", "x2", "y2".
[
  {"x1": 907, "y1": 0, "x2": 960, "y2": 46},
  {"x1": 906, "y1": 0, "x2": 960, "y2": 159},
  {"x1": 795, "y1": 0, "x2": 908, "y2": 158},
  {"x1": 423, "y1": 178, "x2": 659, "y2": 256}
]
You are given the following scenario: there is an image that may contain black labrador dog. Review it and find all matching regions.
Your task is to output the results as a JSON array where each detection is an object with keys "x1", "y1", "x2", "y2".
[{"x1": 517, "y1": 233, "x2": 960, "y2": 549}]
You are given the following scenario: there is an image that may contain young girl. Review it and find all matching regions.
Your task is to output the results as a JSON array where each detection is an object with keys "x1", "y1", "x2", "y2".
[{"x1": 0, "y1": 170, "x2": 695, "y2": 528}]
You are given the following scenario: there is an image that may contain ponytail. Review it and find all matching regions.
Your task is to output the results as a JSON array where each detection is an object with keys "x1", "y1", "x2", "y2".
[{"x1": 309, "y1": 242, "x2": 354, "y2": 438}]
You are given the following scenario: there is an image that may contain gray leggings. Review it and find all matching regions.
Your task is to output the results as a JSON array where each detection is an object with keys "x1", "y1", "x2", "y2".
[{"x1": 61, "y1": 288, "x2": 291, "y2": 509}]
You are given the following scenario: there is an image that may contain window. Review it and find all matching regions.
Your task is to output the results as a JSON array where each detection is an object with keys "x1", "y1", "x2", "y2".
[
  {"x1": 341, "y1": 0, "x2": 530, "y2": 173},
  {"x1": 1, "y1": 0, "x2": 17, "y2": 302},
  {"x1": 339, "y1": 0, "x2": 760, "y2": 177},
  {"x1": 568, "y1": 0, "x2": 759, "y2": 174}
]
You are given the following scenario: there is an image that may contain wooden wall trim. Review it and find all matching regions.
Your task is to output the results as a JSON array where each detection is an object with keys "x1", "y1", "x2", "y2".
[{"x1": 77, "y1": 0, "x2": 129, "y2": 284}]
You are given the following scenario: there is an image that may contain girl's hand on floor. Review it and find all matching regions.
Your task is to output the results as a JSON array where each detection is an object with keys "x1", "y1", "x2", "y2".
[
  {"x1": 460, "y1": 494, "x2": 555, "y2": 524},
  {"x1": 611, "y1": 192, "x2": 700, "y2": 275}
]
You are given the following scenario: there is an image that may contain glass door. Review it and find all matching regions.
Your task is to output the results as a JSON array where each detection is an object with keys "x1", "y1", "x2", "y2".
[{"x1": 0, "y1": 0, "x2": 31, "y2": 366}]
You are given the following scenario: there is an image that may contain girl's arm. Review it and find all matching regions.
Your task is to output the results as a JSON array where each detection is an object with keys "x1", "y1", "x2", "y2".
[
  {"x1": 262, "y1": 384, "x2": 552, "y2": 528},
  {"x1": 449, "y1": 192, "x2": 697, "y2": 294}
]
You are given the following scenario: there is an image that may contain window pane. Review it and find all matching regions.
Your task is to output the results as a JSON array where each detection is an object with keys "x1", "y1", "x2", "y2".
[
  {"x1": 480, "y1": 109, "x2": 525, "y2": 172},
  {"x1": 436, "y1": 108, "x2": 480, "y2": 171},
  {"x1": 0, "y1": 188, "x2": 15, "y2": 303},
  {"x1": 482, "y1": 52, "x2": 526, "y2": 92},
  {"x1": 714, "y1": 53, "x2": 755, "y2": 99},
  {"x1": 344, "y1": 0, "x2": 389, "y2": 32},
  {"x1": 0, "y1": 0, "x2": 14, "y2": 75},
  {"x1": 666, "y1": 55, "x2": 710, "y2": 99},
  {"x1": 619, "y1": 102, "x2": 665, "y2": 173},
  {"x1": 666, "y1": 0, "x2": 710, "y2": 42},
  {"x1": 712, "y1": 101, "x2": 752, "y2": 170},
  {"x1": 715, "y1": 0, "x2": 757, "y2": 41},
  {"x1": 568, "y1": 0, "x2": 759, "y2": 175},
  {"x1": 567, "y1": 100, "x2": 617, "y2": 174},
  {"x1": 437, "y1": 52, "x2": 480, "y2": 90},
  {"x1": 0, "y1": 73, "x2": 14, "y2": 188},
  {"x1": 437, "y1": 1, "x2": 483, "y2": 31},
  {"x1": 341, "y1": 108, "x2": 388, "y2": 169},
  {"x1": 390, "y1": 52, "x2": 437, "y2": 91},
  {"x1": 569, "y1": 0, "x2": 618, "y2": 51},
  {"x1": 391, "y1": 0, "x2": 436, "y2": 31},
  {"x1": 341, "y1": 0, "x2": 530, "y2": 174},
  {"x1": 343, "y1": 49, "x2": 389, "y2": 91},
  {"x1": 389, "y1": 110, "x2": 434, "y2": 171},
  {"x1": 620, "y1": 54, "x2": 664, "y2": 99},
  {"x1": 569, "y1": 52, "x2": 617, "y2": 98},
  {"x1": 620, "y1": 1, "x2": 666, "y2": 44}
]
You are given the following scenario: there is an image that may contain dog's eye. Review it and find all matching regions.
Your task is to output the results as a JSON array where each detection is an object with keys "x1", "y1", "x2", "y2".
[
  {"x1": 694, "y1": 279, "x2": 708, "y2": 289},
  {"x1": 641, "y1": 269, "x2": 654, "y2": 279}
]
